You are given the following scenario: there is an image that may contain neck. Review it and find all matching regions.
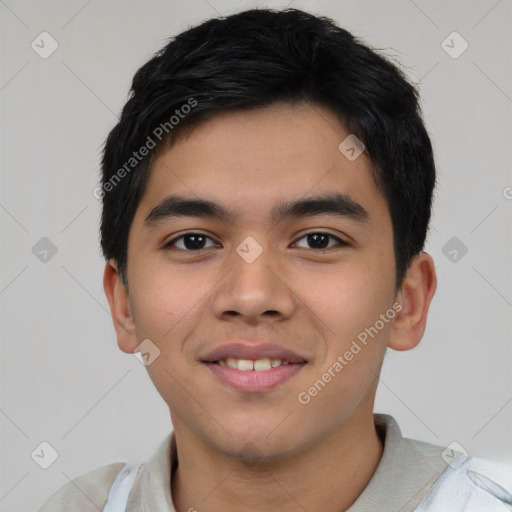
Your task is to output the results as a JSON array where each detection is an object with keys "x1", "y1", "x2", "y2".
[{"x1": 171, "y1": 411, "x2": 383, "y2": 512}]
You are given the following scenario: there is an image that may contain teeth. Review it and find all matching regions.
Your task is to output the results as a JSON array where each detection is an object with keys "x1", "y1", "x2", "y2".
[
  {"x1": 219, "y1": 357, "x2": 285, "y2": 370},
  {"x1": 226, "y1": 357, "x2": 238, "y2": 369},
  {"x1": 237, "y1": 359, "x2": 254, "y2": 371},
  {"x1": 254, "y1": 358, "x2": 271, "y2": 371}
]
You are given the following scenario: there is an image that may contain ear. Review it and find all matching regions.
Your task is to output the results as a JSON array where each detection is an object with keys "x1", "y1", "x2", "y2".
[
  {"x1": 103, "y1": 260, "x2": 138, "y2": 354},
  {"x1": 388, "y1": 252, "x2": 437, "y2": 351}
]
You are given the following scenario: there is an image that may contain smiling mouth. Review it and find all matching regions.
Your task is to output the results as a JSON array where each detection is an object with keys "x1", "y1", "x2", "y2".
[
  {"x1": 207, "y1": 357, "x2": 302, "y2": 371},
  {"x1": 200, "y1": 341, "x2": 308, "y2": 391},
  {"x1": 203, "y1": 359, "x2": 307, "y2": 392}
]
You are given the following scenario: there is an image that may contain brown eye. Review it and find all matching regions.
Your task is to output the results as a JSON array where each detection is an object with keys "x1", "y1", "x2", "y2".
[
  {"x1": 294, "y1": 232, "x2": 347, "y2": 250},
  {"x1": 164, "y1": 232, "x2": 217, "y2": 251}
]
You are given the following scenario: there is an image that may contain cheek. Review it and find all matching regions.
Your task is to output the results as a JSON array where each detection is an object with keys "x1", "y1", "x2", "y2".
[
  {"x1": 129, "y1": 261, "x2": 209, "y2": 341},
  {"x1": 293, "y1": 259, "x2": 392, "y2": 345}
]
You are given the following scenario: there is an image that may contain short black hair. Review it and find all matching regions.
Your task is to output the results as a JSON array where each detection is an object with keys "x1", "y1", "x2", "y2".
[{"x1": 99, "y1": 7, "x2": 436, "y2": 289}]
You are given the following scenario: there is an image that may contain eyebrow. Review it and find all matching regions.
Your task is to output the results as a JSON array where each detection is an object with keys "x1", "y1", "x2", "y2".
[{"x1": 144, "y1": 193, "x2": 369, "y2": 228}]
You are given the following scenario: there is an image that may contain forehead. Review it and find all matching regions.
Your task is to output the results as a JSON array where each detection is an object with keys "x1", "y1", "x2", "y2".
[{"x1": 133, "y1": 102, "x2": 388, "y2": 228}]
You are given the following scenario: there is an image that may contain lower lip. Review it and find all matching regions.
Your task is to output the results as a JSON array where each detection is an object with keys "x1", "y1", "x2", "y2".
[{"x1": 204, "y1": 363, "x2": 305, "y2": 392}]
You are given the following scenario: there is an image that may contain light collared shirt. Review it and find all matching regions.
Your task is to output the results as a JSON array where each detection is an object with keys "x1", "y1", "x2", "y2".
[{"x1": 38, "y1": 414, "x2": 512, "y2": 511}]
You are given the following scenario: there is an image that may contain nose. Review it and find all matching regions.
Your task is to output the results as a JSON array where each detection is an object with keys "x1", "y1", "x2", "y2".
[{"x1": 210, "y1": 244, "x2": 296, "y2": 325}]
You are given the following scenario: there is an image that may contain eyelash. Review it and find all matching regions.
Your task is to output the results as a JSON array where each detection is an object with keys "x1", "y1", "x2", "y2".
[{"x1": 163, "y1": 231, "x2": 348, "y2": 251}]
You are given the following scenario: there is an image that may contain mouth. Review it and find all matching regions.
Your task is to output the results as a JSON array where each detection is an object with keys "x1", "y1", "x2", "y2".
[
  {"x1": 208, "y1": 357, "x2": 295, "y2": 370},
  {"x1": 200, "y1": 343, "x2": 307, "y2": 392}
]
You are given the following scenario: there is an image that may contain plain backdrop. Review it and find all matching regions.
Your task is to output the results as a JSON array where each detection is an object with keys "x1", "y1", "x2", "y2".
[{"x1": 1, "y1": 0, "x2": 511, "y2": 510}]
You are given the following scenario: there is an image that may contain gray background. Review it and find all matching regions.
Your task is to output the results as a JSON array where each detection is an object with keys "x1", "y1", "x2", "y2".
[{"x1": 1, "y1": 0, "x2": 511, "y2": 510}]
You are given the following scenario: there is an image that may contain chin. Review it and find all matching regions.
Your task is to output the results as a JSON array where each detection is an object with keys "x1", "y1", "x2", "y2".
[
  {"x1": 222, "y1": 437, "x2": 299, "y2": 464},
  {"x1": 211, "y1": 420, "x2": 309, "y2": 463}
]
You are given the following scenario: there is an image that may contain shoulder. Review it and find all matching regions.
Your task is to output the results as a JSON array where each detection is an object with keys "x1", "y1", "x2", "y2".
[
  {"x1": 37, "y1": 433, "x2": 174, "y2": 511},
  {"x1": 415, "y1": 454, "x2": 512, "y2": 511},
  {"x1": 400, "y1": 435, "x2": 447, "y2": 462},
  {"x1": 374, "y1": 414, "x2": 450, "y2": 481},
  {"x1": 38, "y1": 462, "x2": 127, "y2": 512}
]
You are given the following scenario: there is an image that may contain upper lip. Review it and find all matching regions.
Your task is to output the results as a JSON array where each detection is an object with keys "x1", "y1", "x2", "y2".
[{"x1": 200, "y1": 342, "x2": 307, "y2": 364}]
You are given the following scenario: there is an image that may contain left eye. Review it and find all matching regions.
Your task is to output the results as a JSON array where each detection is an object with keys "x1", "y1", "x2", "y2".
[
  {"x1": 164, "y1": 233, "x2": 218, "y2": 251},
  {"x1": 293, "y1": 232, "x2": 346, "y2": 250}
]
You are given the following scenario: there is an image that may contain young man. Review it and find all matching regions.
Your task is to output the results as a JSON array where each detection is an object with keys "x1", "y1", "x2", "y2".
[{"x1": 40, "y1": 7, "x2": 511, "y2": 512}]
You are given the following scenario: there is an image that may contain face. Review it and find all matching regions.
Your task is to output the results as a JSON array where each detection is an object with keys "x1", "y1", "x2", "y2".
[{"x1": 116, "y1": 102, "x2": 400, "y2": 460}]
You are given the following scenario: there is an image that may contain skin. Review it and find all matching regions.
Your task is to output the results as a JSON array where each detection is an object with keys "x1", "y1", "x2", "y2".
[{"x1": 104, "y1": 101, "x2": 437, "y2": 512}]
